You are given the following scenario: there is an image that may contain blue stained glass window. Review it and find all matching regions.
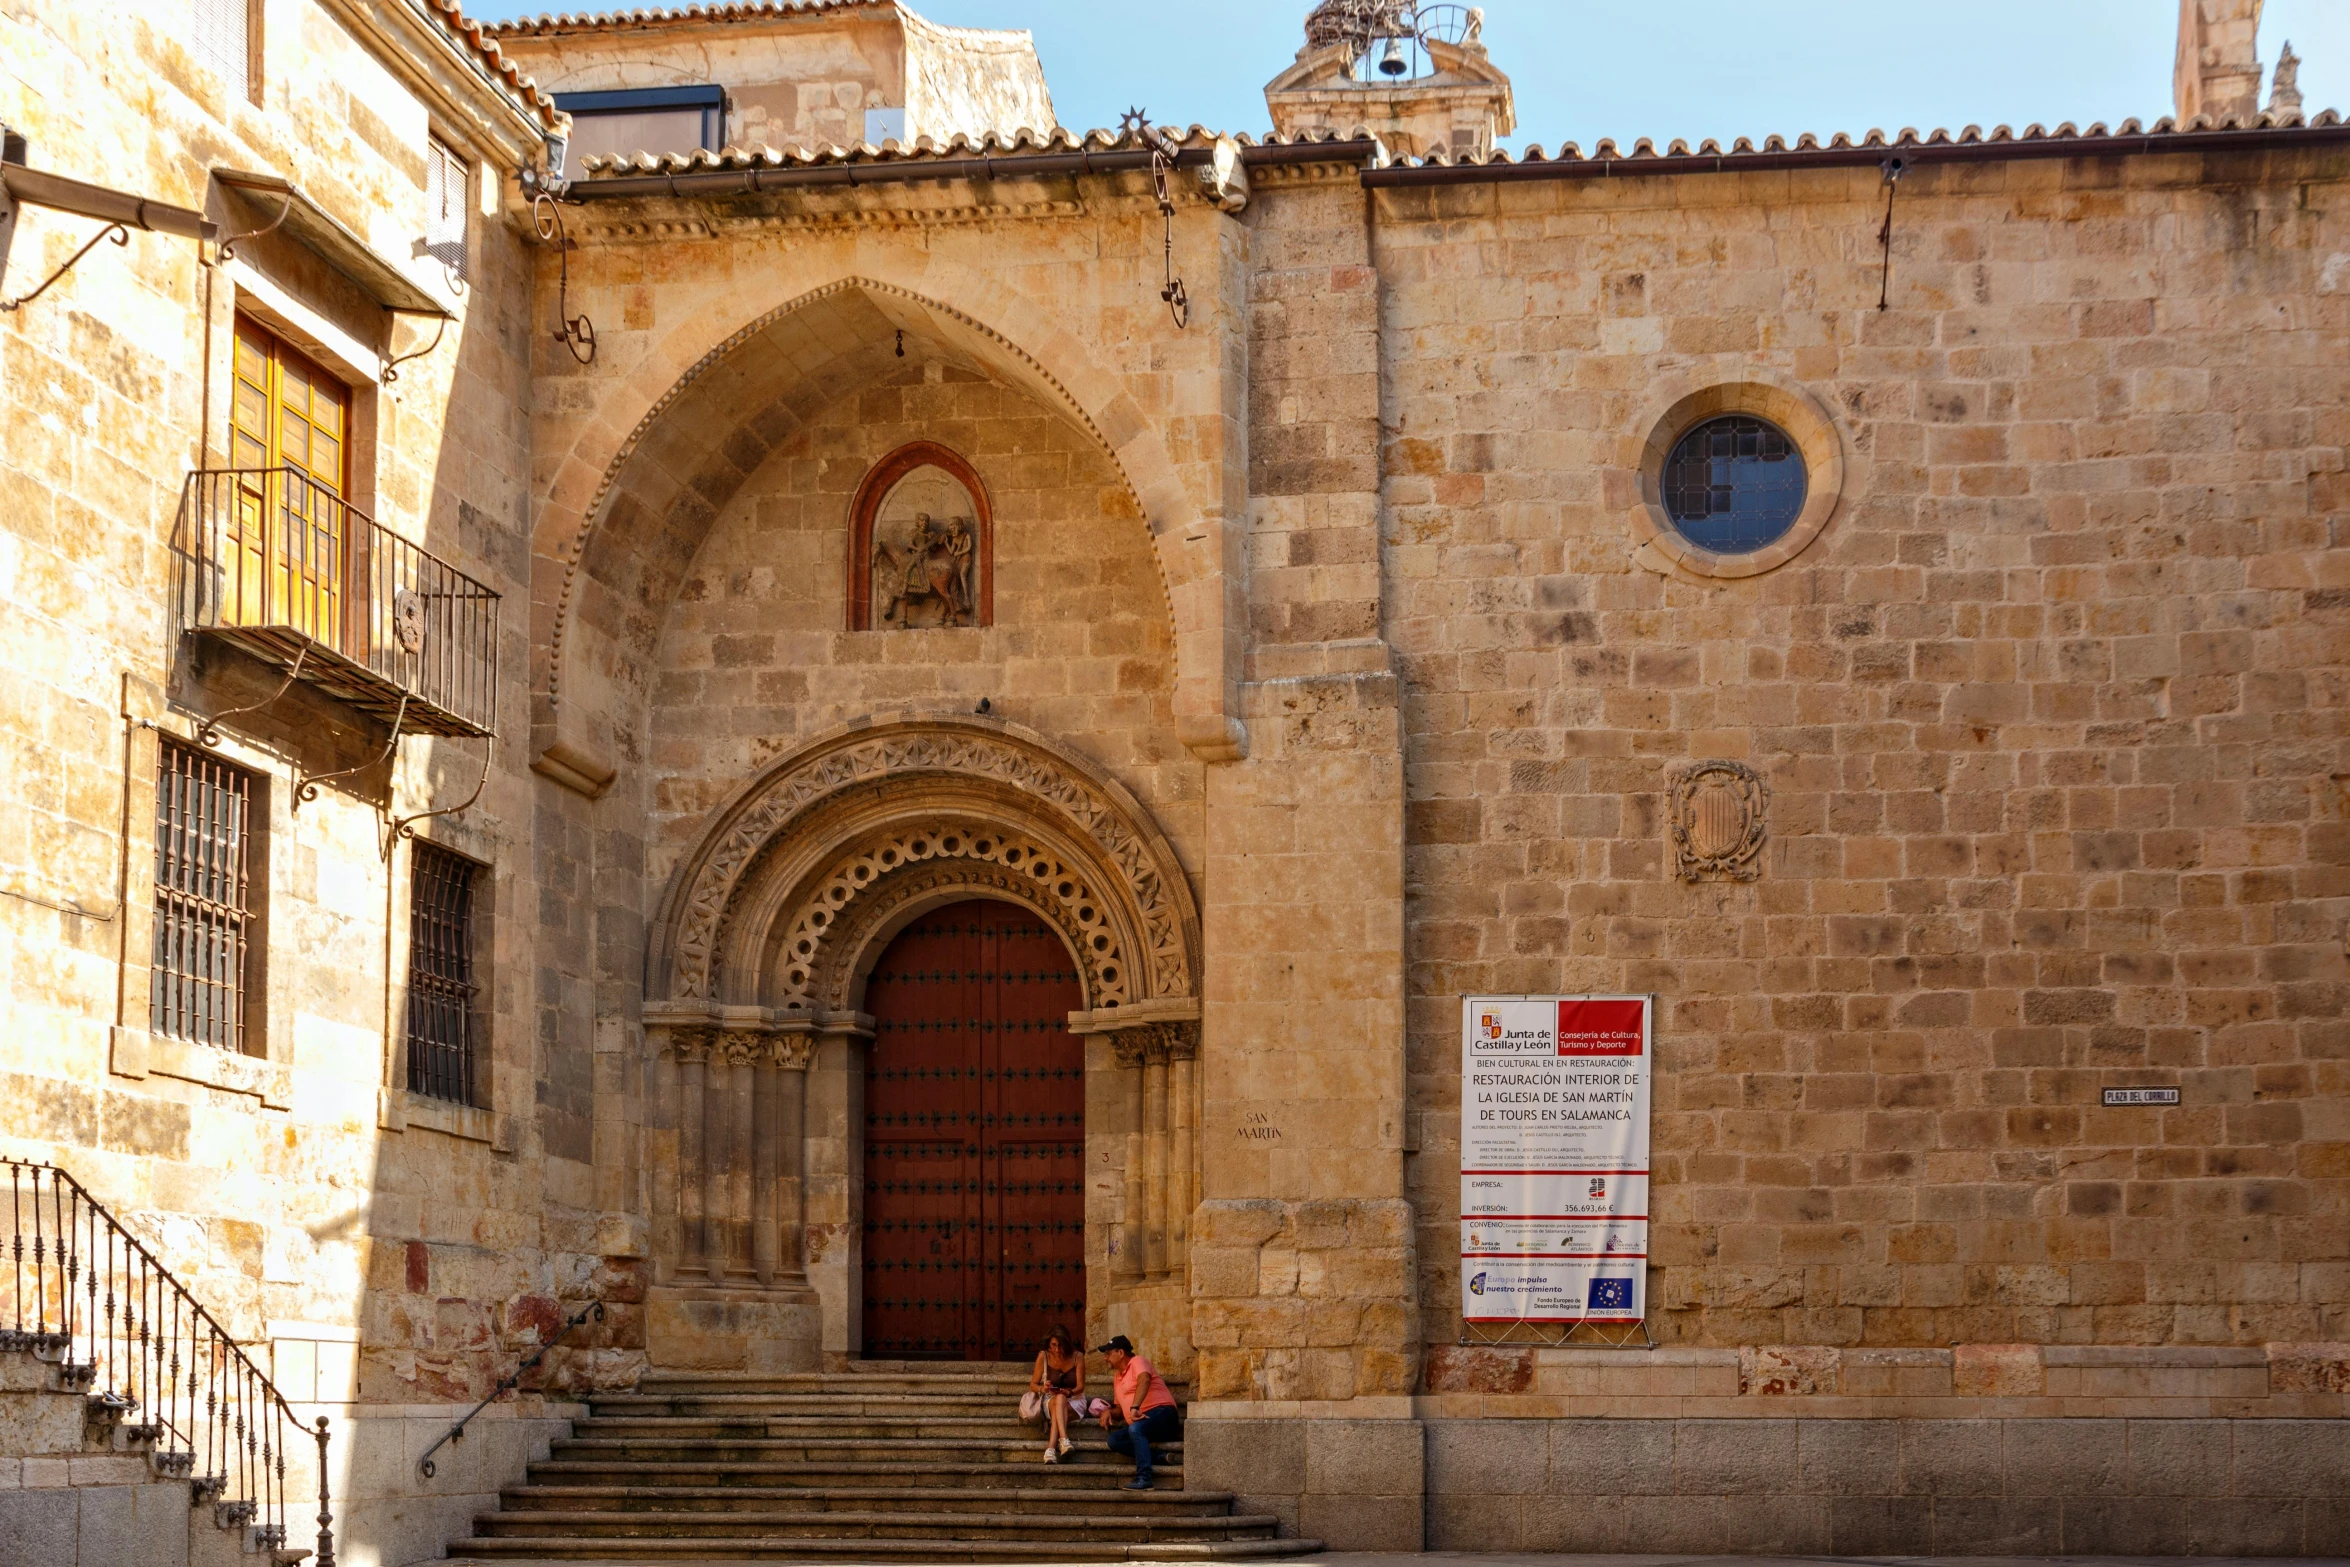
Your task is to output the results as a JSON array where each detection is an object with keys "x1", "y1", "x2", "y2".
[{"x1": 1661, "y1": 415, "x2": 1807, "y2": 553}]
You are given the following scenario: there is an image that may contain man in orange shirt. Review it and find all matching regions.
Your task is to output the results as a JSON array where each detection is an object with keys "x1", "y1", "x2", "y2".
[{"x1": 1094, "y1": 1334, "x2": 1179, "y2": 1490}]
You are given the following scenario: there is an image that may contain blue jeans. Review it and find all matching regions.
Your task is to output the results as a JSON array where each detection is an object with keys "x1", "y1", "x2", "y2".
[{"x1": 1106, "y1": 1405, "x2": 1181, "y2": 1482}]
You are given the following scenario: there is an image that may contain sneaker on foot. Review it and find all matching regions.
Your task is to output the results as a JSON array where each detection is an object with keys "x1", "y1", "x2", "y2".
[
  {"x1": 1124, "y1": 1476, "x2": 1153, "y2": 1490},
  {"x1": 1043, "y1": 1442, "x2": 1058, "y2": 1463},
  {"x1": 1056, "y1": 1436, "x2": 1073, "y2": 1456}
]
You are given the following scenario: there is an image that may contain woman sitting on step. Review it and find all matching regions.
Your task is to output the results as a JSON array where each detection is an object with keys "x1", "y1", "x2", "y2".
[{"x1": 1022, "y1": 1325, "x2": 1085, "y2": 1462}]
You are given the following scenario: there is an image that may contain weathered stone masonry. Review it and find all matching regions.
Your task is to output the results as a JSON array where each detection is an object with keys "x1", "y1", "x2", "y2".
[{"x1": 1, "y1": 0, "x2": 2346, "y2": 1559}]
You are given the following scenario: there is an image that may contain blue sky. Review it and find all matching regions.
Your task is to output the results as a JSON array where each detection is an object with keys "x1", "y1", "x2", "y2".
[{"x1": 472, "y1": 1, "x2": 2350, "y2": 148}]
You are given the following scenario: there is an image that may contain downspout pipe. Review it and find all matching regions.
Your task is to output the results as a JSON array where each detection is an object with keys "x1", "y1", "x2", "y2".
[{"x1": 0, "y1": 163, "x2": 215, "y2": 241}]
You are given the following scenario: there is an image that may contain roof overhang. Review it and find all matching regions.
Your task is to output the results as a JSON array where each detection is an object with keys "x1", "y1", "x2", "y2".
[
  {"x1": 214, "y1": 170, "x2": 452, "y2": 317},
  {"x1": 314, "y1": 0, "x2": 557, "y2": 169}
]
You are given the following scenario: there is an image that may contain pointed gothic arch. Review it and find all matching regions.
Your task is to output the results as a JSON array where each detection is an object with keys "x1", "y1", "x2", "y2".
[{"x1": 532, "y1": 274, "x2": 1246, "y2": 798}]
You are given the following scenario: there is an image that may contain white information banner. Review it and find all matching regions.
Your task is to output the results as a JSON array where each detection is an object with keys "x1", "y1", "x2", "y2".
[{"x1": 1460, "y1": 995, "x2": 1652, "y2": 1324}]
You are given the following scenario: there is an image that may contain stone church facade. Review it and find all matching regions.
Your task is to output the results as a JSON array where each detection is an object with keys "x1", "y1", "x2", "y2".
[{"x1": 0, "y1": 0, "x2": 2344, "y2": 1557}]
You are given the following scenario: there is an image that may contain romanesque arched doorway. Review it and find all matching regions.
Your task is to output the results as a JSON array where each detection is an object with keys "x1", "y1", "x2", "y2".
[
  {"x1": 641, "y1": 718, "x2": 1203, "y2": 1373},
  {"x1": 861, "y1": 900, "x2": 1085, "y2": 1360}
]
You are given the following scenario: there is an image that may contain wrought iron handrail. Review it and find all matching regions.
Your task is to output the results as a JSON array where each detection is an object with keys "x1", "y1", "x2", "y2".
[
  {"x1": 2, "y1": 1159, "x2": 334, "y2": 1564},
  {"x1": 173, "y1": 465, "x2": 499, "y2": 738},
  {"x1": 418, "y1": 1299, "x2": 604, "y2": 1479}
]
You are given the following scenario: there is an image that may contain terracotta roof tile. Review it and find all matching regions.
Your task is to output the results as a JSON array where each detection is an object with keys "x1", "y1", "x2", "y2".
[
  {"x1": 422, "y1": 0, "x2": 565, "y2": 130},
  {"x1": 566, "y1": 111, "x2": 2346, "y2": 181},
  {"x1": 482, "y1": 0, "x2": 891, "y2": 36},
  {"x1": 572, "y1": 124, "x2": 1381, "y2": 176},
  {"x1": 1398, "y1": 108, "x2": 2345, "y2": 169}
]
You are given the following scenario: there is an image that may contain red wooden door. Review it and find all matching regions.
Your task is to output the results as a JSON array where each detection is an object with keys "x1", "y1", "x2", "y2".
[{"x1": 862, "y1": 900, "x2": 1086, "y2": 1360}]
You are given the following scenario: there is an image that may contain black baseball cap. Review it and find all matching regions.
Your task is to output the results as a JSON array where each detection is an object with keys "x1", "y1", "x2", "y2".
[{"x1": 1094, "y1": 1335, "x2": 1134, "y2": 1354}]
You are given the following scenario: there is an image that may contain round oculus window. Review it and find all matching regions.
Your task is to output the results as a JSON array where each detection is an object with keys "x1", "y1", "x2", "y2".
[{"x1": 1661, "y1": 414, "x2": 1808, "y2": 554}]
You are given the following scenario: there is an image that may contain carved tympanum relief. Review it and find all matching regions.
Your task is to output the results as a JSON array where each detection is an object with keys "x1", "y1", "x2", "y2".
[
  {"x1": 873, "y1": 474, "x2": 978, "y2": 628},
  {"x1": 848, "y1": 442, "x2": 993, "y2": 630},
  {"x1": 1669, "y1": 759, "x2": 1769, "y2": 882}
]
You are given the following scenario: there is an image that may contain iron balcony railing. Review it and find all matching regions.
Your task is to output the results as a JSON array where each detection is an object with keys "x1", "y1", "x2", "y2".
[
  {"x1": 174, "y1": 466, "x2": 498, "y2": 738},
  {"x1": 2, "y1": 1159, "x2": 335, "y2": 1564}
]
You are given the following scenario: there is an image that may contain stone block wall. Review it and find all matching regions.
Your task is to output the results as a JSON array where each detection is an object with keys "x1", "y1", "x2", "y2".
[
  {"x1": 0, "y1": 1475, "x2": 199, "y2": 1567},
  {"x1": 1, "y1": 1, "x2": 625, "y2": 1562},
  {"x1": 1246, "y1": 172, "x2": 1385, "y2": 650},
  {"x1": 333, "y1": 1400, "x2": 580, "y2": 1567},
  {"x1": 1184, "y1": 1414, "x2": 1426, "y2": 1552},
  {"x1": 1424, "y1": 1416, "x2": 2350, "y2": 1555},
  {"x1": 645, "y1": 352, "x2": 1196, "y2": 881},
  {"x1": 1194, "y1": 660, "x2": 1415, "y2": 1401},
  {"x1": 491, "y1": 7, "x2": 1055, "y2": 154},
  {"x1": 1373, "y1": 149, "x2": 2350, "y2": 1349}
]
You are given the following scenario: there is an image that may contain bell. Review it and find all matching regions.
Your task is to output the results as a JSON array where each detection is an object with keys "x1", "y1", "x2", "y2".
[{"x1": 1378, "y1": 34, "x2": 1409, "y2": 75}]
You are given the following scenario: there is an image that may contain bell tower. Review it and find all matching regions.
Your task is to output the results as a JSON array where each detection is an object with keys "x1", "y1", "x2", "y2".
[
  {"x1": 2173, "y1": 0, "x2": 2265, "y2": 123},
  {"x1": 1264, "y1": 1, "x2": 1515, "y2": 159}
]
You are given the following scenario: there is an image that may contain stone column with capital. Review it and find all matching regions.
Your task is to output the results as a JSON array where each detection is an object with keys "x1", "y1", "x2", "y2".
[
  {"x1": 671, "y1": 1027, "x2": 712, "y2": 1279},
  {"x1": 1142, "y1": 1030, "x2": 1171, "y2": 1280},
  {"x1": 751, "y1": 1045, "x2": 780, "y2": 1286},
  {"x1": 1168, "y1": 1025, "x2": 1198, "y2": 1276},
  {"x1": 1113, "y1": 1031, "x2": 1150, "y2": 1282},
  {"x1": 733, "y1": 1032, "x2": 765, "y2": 1281},
  {"x1": 645, "y1": 1016, "x2": 826, "y2": 1376},
  {"x1": 774, "y1": 1035, "x2": 812, "y2": 1285}
]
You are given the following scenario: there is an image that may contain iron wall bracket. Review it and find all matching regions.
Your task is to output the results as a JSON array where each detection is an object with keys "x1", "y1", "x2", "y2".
[{"x1": 0, "y1": 179, "x2": 15, "y2": 304}]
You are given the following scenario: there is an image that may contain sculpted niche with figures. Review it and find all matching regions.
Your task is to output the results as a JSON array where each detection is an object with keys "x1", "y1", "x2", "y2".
[{"x1": 847, "y1": 442, "x2": 994, "y2": 630}]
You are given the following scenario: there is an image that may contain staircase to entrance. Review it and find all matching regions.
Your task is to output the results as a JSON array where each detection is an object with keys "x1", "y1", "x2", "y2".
[
  {"x1": 447, "y1": 1362, "x2": 1321, "y2": 1562},
  {"x1": 0, "y1": 1158, "x2": 330, "y2": 1566}
]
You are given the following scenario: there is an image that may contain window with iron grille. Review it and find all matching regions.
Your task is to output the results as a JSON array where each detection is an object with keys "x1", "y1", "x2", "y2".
[
  {"x1": 425, "y1": 136, "x2": 469, "y2": 280},
  {"x1": 150, "y1": 740, "x2": 257, "y2": 1051},
  {"x1": 406, "y1": 844, "x2": 482, "y2": 1105}
]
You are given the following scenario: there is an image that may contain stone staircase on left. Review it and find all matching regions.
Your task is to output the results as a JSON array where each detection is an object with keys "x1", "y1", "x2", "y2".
[{"x1": 0, "y1": 1158, "x2": 329, "y2": 1565}]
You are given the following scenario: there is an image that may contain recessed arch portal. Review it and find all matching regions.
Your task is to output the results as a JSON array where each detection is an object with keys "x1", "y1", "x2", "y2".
[
  {"x1": 532, "y1": 274, "x2": 1246, "y2": 796},
  {"x1": 646, "y1": 715, "x2": 1201, "y2": 1021},
  {"x1": 639, "y1": 716, "x2": 1203, "y2": 1367}
]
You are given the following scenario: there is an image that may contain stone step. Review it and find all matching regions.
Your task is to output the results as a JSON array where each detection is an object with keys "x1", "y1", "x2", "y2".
[
  {"x1": 569, "y1": 1415, "x2": 1095, "y2": 1440},
  {"x1": 588, "y1": 1397, "x2": 1045, "y2": 1422},
  {"x1": 470, "y1": 1508, "x2": 1284, "y2": 1544},
  {"x1": 633, "y1": 1371, "x2": 1187, "y2": 1396},
  {"x1": 447, "y1": 1538, "x2": 1320, "y2": 1563},
  {"x1": 546, "y1": 1437, "x2": 1184, "y2": 1468},
  {"x1": 453, "y1": 1365, "x2": 1274, "y2": 1563},
  {"x1": 496, "y1": 1486, "x2": 1233, "y2": 1518},
  {"x1": 636, "y1": 1371, "x2": 1040, "y2": 1394},
  {"x1": 595, "y1": 1391, "x2": 1030, "y2": 1411},
  {"x1": 525, "y1": 1460, "x2": 1184, "y2": 1493}
]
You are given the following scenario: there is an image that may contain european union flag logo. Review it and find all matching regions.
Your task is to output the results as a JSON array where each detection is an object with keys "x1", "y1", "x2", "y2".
[{"x1": 1587, "y1": 1277, "x2": 1633, "y2": 1311}]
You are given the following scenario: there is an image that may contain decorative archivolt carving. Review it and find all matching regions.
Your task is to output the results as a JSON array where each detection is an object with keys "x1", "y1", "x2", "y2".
[
  {"x1": 1669, "y1": 759, "x2": 1769, "y2": 882},
  {"x1": 650, "y1": 718, "x2": 1201, "y2": 1013},
  {"x1": 777, "y1": 822, "x2": 1130, "y2": 1009},
  {"x1": 646, "y1": 1023, "x2": 813, "y2": 1069}
]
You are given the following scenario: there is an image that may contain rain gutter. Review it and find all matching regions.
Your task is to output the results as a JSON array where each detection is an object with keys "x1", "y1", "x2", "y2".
[
  {"x1": 563, "y1": 139, "x2": 1384, "y2": 200},
  {"x1": 1362, "y1": 123, "x2": 2350, "y2": 188}
]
